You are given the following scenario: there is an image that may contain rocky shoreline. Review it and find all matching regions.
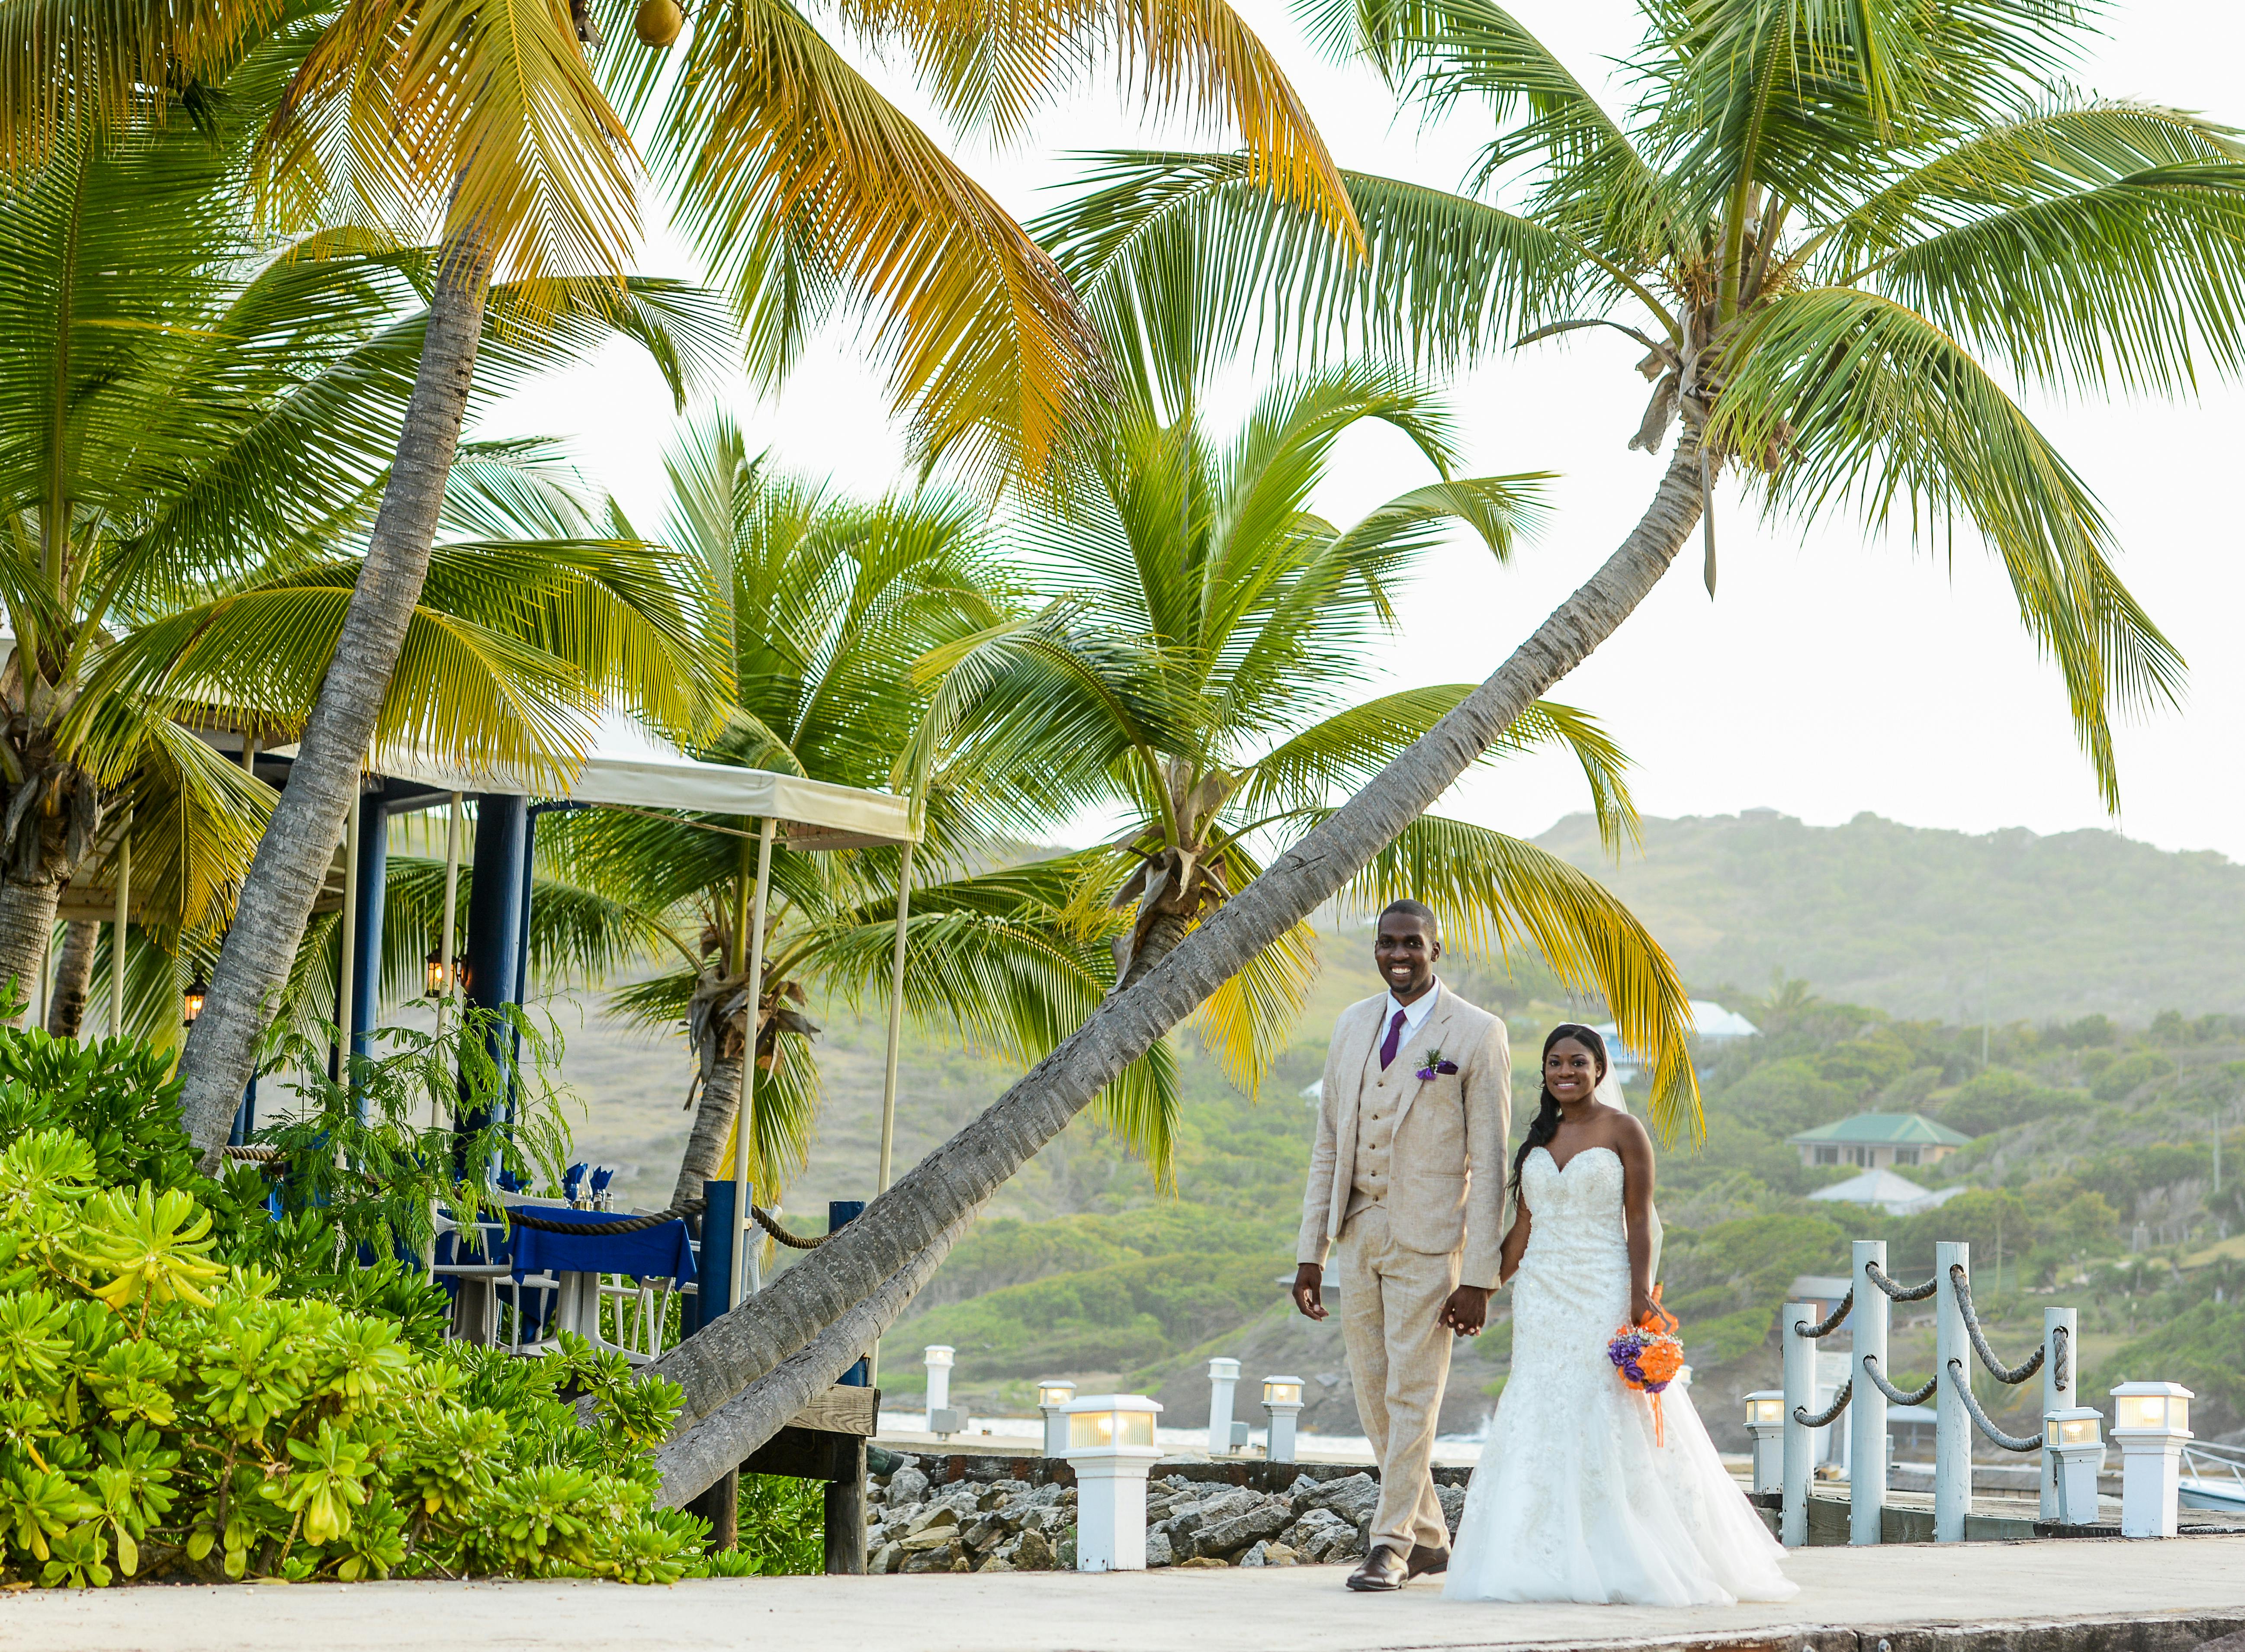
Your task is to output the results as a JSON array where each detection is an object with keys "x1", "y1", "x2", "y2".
[{"x1": 864, "y1": 1456, "x2": 1465, "y2": 1573}]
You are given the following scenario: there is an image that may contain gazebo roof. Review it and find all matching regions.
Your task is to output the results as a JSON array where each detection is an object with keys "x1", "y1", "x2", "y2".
[
  {"x1": 288, "y1": 719, "x2": 916, "y2": 849},
  {"x1": 1788, "y1": 1111, "x2": 1972, "y2": 1148}
]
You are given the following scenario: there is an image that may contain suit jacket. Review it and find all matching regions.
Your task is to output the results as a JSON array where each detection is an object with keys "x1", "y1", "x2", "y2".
[{"x1": 1294, "y1": 982, "x2": 1512, "y2": 1290}]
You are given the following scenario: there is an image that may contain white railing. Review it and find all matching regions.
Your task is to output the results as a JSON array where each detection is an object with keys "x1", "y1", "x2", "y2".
[{"x1": 1783, "y1": 1238, "x2": 2078, "y2": 1546}]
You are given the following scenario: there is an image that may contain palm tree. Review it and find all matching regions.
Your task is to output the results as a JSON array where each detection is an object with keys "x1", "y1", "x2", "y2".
[
  {"x1": 626, "y1": 0, "x2": 2245, "y2": 1486},
  {"x1": 540, "y1": 412, "x2": 1176, "y2": 1211},
  {"x1": 0, "y1": 61, "x2": 726, "y2": 1033},
  {"x1": 917, "y1": 358, "x2": 1695, "y2": 1102},
  {"x1": 9, "y1": 0, "x2": 1360, "y2": 1151}
]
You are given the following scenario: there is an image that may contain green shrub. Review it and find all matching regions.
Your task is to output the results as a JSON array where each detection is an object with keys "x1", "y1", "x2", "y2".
[
  {"x1": 0, "y1": 1125, "x2": 707, "y2": 1588},
  {"x1": 1934, "y1": 1067, "x2": 2089, "y2": 1135}
]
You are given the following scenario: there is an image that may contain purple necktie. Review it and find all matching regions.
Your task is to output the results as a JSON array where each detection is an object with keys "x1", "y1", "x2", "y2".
[{"x1": 1379, "y1": 1008, "x2": 1407, "y2": 1070}]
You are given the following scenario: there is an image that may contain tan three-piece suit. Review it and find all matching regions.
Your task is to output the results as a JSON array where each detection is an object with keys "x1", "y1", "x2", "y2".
[{"x1": 1296, "y1": 982, "x2": 1511, "y2": 1558}]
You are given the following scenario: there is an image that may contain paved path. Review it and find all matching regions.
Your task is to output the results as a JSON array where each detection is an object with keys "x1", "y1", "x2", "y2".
[{"x1": 10, "y1": 1535, "x2": 2244, "y2": 1652}]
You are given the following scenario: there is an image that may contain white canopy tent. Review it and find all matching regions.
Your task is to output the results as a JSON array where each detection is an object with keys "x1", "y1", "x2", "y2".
[{"x1": 288, "y1": 720, "x2": 921, "y2": 1336}]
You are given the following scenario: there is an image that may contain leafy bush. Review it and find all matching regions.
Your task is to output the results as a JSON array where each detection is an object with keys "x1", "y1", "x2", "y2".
[
  {"x1": 1934, "y1": 1067, "x2": 2089, "y2": 1136},
  {"x1": 0, "y1": 1125, "x2": 709, "y2": 1588}
]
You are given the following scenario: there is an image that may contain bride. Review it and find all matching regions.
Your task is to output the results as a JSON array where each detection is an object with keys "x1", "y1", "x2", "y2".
[{"x1": 1445, "y1": 1023, "x2": 1796, "y2": 1607}]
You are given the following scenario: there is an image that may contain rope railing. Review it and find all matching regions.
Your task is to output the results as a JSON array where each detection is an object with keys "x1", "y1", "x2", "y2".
[
  {"x1": 1949, "y1": 1264, "x2": 2044, "y2": 1385},
  {"x1": 2051, "y1": 1323, "x2": 2069, "y2": 1391},
  {"x1": 1859, "y1": 1353, "x2": 1937, "y2": 1408},
  {"x1": 1948, "y1": 1359, "x2": 2041, "y2": 1452},
  {"x1": 503, "y1": 1196, "x2": 831, "y2": 1249},
  {"x1": 1793, "y1": 1289, "x2": 1854, "y2": 1340},
  {"x1": 1865, "y1": 1260, "x2": 1937, "y2": 1302},
  {"x1": 1793, "y1": 1378, "x2": 1851, "y2": 1430}
]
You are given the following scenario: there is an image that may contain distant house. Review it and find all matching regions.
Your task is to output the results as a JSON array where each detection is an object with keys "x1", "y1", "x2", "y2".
[
  {"x1": 1806, "y1": 1167, "x2": 1971, "y2": 1217},
  {"x1": 1597, "y1": 1000, "x2": 1759, "y2": 1084},
  {"x1": 1788, "y1": 1112, "x2": 1969, "y2": 1171}
]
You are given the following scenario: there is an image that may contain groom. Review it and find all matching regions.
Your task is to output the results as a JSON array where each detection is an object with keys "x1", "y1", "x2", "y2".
[{"x1": 1293, "y1": 900, "x2": 1511, "y2": 1591}]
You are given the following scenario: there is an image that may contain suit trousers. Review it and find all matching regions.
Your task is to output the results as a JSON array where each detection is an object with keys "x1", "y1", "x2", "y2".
[{"x1": 1337, "y1": 1204, "x2": 1460, "y2": 1555}]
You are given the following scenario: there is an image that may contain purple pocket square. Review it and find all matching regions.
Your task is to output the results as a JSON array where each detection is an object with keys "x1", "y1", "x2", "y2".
[{"x1": 1413, "y1": 1059, "x2": 1461, "y2": 1080}]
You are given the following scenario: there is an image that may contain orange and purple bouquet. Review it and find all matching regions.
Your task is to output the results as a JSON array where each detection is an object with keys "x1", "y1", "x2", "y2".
[{"x1": 1607, "y1": 1286, "x2": 1685, "y2": 1441}]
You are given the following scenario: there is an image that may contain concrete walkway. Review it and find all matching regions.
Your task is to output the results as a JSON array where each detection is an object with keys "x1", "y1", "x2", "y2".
[{"x1": 10, "y1": 1535, "x2": 2243, "y2": 1652}]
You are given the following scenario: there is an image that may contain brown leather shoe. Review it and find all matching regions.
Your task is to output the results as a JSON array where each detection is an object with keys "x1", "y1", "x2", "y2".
[
  {"x1": 1344, "y1": 1544, "x2": 1410, "y2": 1592},
  {"x1": 1406, "y1": 1543, "x2": 1449, "y2": 1578}
]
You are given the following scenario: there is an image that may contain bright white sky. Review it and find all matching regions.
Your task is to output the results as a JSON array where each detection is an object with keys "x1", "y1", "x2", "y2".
[{"x1": 488, "y1": 0, "x2": 2245, "y2": 864}]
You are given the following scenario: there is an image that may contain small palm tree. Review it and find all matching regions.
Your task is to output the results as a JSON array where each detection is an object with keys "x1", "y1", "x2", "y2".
[
  {"x1": 0, "y1": 71, "x2": 725, "y2": 1028},
  {"x1": 540, "y1": 413, "x2": 1176, "y2": 1210},
  {"x1": 919, "y1": 360, "x2": 1696, "y2": 1105},
  {"x1": 628, "y1": 0, "x2": 2245, "y2": 1477}
]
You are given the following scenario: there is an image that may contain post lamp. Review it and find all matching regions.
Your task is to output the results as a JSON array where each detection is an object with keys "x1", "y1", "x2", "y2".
[
  {"x1": 1744, "y1": 1390, "x2": 1785, "y2": 1495},
  {"x1": 1037, "y1": 1380, "x2": 1076, "y2": 1458},
  {"x1": 923, "y1": 1345, "x2": 959, "y2": 1438},
  {"x1": 181, "y1": 979, "x2": 208, "y2": 1027},
  {"x1": 2043, "y1": 1407, "x2": 2106, "y2": 1527},
  {"x1": 1262, "y1": 1376, "x2": 1305, "y2": 1464},
  {"x1": 1206, "y1": 1356, "x2": 1242, "y2": 1456},
  {"x1": 2110, "y1": 1381, "x2": 2193, "y2": 1538},
  {"x1": 1061, "y1": 1395, "x2": 1163, "y2": 1571},
  {"x1": 424, "y1": 950, "x2": 458, "y2": 999}
]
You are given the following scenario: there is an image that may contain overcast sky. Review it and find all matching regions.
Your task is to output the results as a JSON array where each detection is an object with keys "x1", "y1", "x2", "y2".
[{"x1": 488, "y1": 0, "x2": 2245, "y2": 864}]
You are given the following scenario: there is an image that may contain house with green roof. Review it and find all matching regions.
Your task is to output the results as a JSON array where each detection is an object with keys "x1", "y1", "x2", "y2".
[{"x1": 1788, "y1": 1112, "x2": 1972, "y2": 1172}]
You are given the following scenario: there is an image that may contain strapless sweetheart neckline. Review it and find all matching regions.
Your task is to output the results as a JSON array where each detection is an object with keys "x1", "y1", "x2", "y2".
[{"x1": 1532, "y1": 1142, "x2": 1619, "y2": 1177}]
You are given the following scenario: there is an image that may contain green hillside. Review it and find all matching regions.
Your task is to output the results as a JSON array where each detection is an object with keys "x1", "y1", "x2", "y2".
[{"x1": 1536, "y1": 810, "x2": 2245, "y2": 1023}]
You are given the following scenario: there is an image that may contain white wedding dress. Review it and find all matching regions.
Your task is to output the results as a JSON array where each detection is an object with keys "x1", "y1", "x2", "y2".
[{"x1": 1444, "y1": 1146, "x2": 1797, "y2": 1606}]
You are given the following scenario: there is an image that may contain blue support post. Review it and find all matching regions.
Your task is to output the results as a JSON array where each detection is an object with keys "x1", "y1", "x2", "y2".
[
  {"x1": 692, "y1": 1179, "x2": 746, "y2": 1338},
  {"x1": 459, "y1": 794, "x2": 527, "y2": 1162},
  {"x1": 830, "y1": 1200, "x2": 868, "y2": 1384},
  {"x1": 227, "y1": 1073, "x2": 258, "y2": 1147},
  {"x1": 348, "y1": 787, "x2": 388, "y2": 1119}
]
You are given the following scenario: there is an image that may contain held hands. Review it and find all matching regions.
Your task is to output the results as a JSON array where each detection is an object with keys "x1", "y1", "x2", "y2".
[
  {"x1": 1291, "y1": 1263, "x2": 1328, "y2": 1321},
  {"x1": 1630, "y1": 1285, "x2": 1660, "y2": 1329},
  {"x1": 1440, "y1": 1284, "x2": 1490, "y2": 1337}
]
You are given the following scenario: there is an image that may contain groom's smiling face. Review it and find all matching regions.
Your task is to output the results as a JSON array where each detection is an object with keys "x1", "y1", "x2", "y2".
[{"x1": 1374, "y1": 912, "x2": 1440, "y2": 1003}]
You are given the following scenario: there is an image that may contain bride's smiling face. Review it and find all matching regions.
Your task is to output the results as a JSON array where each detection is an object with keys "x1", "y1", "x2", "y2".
[{"x1": 1544, "y1": 1037, "x2": 1602, "y2": 1106}]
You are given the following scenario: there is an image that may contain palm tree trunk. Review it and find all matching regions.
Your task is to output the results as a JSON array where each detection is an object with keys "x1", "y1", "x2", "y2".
[
  {"x1": 651, "y1": 1206, "x2": 975, "y2": 1507},
  {"x1": 633, "y1": 430, "x2": 1710, "y2": 1443},
  {"x1": 172, "y1": 230, "x2": 495, "y2": 1161},
  {"x1": 45, "y1": 919, "x2": 97, "y2": 1038},
  {"x1": 672, "y1": 1051, "x2": 745, "y2": 1211},
  {"x1": 1116, "y1": 908, "x2": 1192, "y2": 991},
  {"x1": 0, "y1": 879, "x2": 59, "y2": 1028}
]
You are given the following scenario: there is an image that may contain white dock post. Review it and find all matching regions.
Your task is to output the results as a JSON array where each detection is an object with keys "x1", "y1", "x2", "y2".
[
  {"x1": 1934, "y1": 1241, "x2": 1971, "y2": 1543},
  {"x1": 1850, "y1": 1240, "x2": 1888, "y2": 1545},
  {"x1": 2040, "y1": 1305, "x2": 2076, "y2": 1522},
  {"x1": 1780, "y1": 1300, "x2": 1815, "y2": 1547},
  {"x1": 1205, "y1": 1357, "x2": 1241, "y2": 1457}
]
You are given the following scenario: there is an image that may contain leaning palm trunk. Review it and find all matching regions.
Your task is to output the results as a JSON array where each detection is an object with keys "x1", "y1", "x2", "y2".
[
  {"x1": 0, "y1": 880, "x2": 60, "y2": 1026},
  {"x1": 174, "y1": 231, "x2": 494, "y2": 1160},
  {"x1": 45, "y1": 920, "x2": 98, "y2": 1038},
  {"x1": 635, "y1": 431, "x2": 1708, "y2": 1447},
  {"x1": 671, "y1": 1052, "x2": 745, "y2": 1211},
  {"x1": 651, "y1": 1205, "x2": 976, "y2": 1506}
]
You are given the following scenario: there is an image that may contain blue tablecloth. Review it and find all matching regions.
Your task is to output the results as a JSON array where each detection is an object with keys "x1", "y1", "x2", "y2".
[{"x1": 506, "y1": 1206, "x2": 697, "y2": 1290}]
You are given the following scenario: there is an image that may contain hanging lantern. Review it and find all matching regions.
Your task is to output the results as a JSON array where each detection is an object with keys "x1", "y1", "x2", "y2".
[
  {"x1": 182, "y1": 979, "x2": 208, "y2": 1026},
  {"x1": 633, "y1": 0, "x2": 684, "y2": 48},
  {"x1": 424, "y1": 950, "x2": 453, "y2": 998}
]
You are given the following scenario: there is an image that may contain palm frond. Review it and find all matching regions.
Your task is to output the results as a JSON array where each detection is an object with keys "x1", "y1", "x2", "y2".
[{"x1": 1711, "y1": 285, "x2": 2184, "y2": 808}]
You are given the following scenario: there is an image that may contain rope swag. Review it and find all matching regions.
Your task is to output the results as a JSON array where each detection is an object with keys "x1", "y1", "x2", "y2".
[{"x1": 1866, "y1": 1261, "x2": 1938, "y2": 1302}]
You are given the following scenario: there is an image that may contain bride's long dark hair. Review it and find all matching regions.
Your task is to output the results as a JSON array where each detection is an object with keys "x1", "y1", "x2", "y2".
[{"x1": 1508, "y1": 1023, "x2": 1609, "y2": 1198}]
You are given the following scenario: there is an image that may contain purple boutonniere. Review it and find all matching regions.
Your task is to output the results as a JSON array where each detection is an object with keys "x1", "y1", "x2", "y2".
[{"x1": 1414, "y1": 1048, "x2": 1461, "y2": 1081}]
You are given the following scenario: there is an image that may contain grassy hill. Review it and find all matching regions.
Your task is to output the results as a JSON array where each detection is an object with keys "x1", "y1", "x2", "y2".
[{"x1": 1537, "y1": 810, "x2": 2245, "y2": 1023}]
